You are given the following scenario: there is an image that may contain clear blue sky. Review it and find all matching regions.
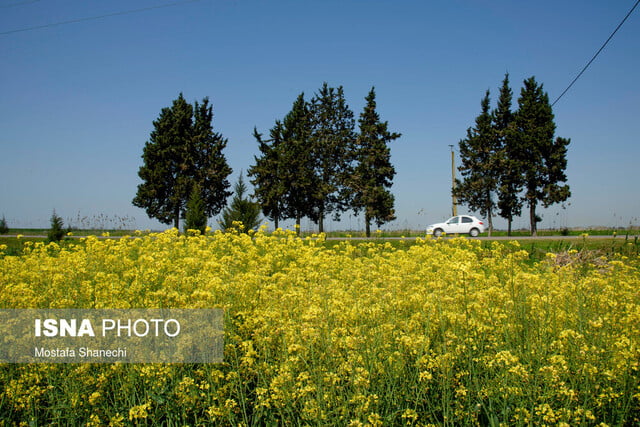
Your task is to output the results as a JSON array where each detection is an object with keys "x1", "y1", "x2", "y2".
[{"x1": 1, "y1": 0, "x2": 639, "y2": 231}]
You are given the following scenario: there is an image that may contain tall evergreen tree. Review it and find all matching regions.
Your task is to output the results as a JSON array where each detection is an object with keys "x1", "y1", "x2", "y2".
[
  {"x1": 133, "y1": 94, "x2": 193, "y2": 228},
  {"x1": 493, "y1": 73, "x2": 523, "y2": 236},
  {"x1": 133, "y1": 94, "x2": 232, "y2": 229},
  {"x1": 308, "y1": 83, "x2": 357, "y2": 233},
  {"x1": 454, "y1": 90, "x2": 501, "y2": 235},
  {"x1": 249, "y1": 93, "x2": 316, "y2": 233},
  {"x1": 248, "y1": 124, "x2": 286, "y2": 229},
  {"x1": 280, "y1": 93, "x2": 317, "y2": 232},
  {"x1": 512, "y1": 77, "x2": 570, "y2": 235},
  {"x1": 352, "y1": 87, "x2": 401, "y2": 237},
  {"x1": 191, "y1": 98, "x2": 233, "y2": 219}
]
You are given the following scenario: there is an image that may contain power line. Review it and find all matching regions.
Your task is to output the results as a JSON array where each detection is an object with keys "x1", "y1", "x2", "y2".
[
  {"x1": 552, "y1": 0, "x2": 640, "y2": 106},
  {"x1": 0, "y1": 0, "x2": 202, "y2": 35},
  {"x1": 0, "y1": 0, "x2": 41, "y2": 9}
]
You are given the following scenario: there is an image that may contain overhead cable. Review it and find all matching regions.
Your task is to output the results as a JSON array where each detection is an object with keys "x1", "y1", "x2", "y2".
[
  {"x1": 552, "y1": 0, "x2": 640, "y2": 106},
  {"x1": 0, "y1": 0, "x2": 202, "y2": 35}
]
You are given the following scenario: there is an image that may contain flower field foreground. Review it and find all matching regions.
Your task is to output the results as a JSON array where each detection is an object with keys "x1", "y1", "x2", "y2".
[{"x1": 1, "y1": 229, "x2": 639, "y2": 425}]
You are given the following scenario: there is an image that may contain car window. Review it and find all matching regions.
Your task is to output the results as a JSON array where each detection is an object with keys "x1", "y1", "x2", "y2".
[
  {"x1": 461, "y1": 216, "x2": 473, "y2": 223},
  {"x1": 446, "y1": 217, "x2": 459, "y2": 224}
]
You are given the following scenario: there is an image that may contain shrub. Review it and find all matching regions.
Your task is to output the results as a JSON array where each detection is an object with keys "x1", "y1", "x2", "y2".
[{"x1": 0, "y1": 216, "x2": 8, "y2": 234}]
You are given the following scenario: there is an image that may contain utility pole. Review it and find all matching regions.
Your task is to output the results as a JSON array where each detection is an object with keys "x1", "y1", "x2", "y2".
[{"x1": 449, "y1": 145, "x2": 457, "y2": 216}]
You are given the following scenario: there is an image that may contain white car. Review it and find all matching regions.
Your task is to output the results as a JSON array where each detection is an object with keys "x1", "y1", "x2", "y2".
[{"x1": 427, "y1": 215, "x2": 485, "y2": 237}]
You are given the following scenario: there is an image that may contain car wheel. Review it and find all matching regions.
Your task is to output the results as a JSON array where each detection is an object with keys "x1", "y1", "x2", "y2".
[
  {"x1": 469, "y1": 228, "x2": 479, "y2": 237},
  {"x1": 433, "y1": 228, "x2": 443, "y2": 238}
]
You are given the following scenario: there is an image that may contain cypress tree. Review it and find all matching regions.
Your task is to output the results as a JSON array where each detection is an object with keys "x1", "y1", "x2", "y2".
[
  {"x1": 352, "y1": 87, "x2": 401, "y2": 237},
  {"x1": 191, "y1": 98, "x2": 233, "y2": 220},
  {"x1": 455, "y1": 90, "x2": 501, "y2": 235},
  {"x1": 494, "y1": 73, "x2": 523, "y2": 236},
  {"x1": 512, "y1": 77, "x2": 570, "y2": 235},
  {"x1": 280, "y1": 93, "x2": 317, "y2": 232},
  {"x1": 248, "y1": 125, "x2": 286, "y2": 229},
  {"x1": 133, "y1": 94, "x2": 232, "y2": 229},
  {"x1": 249, "y1": 93, "x2": 316, "y2": 233},
  {"x1": 308, "y1": 83, "x2": 357, "y2": 233}
]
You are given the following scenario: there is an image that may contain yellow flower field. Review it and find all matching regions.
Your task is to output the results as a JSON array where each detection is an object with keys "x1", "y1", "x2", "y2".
[{"x1": 1, "y1": 229, "x2": 639, "y2": 425}]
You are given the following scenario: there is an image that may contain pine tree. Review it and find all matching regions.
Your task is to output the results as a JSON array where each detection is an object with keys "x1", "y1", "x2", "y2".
[
  {"x1": 455, "y1": 90, "x2": 501, "y2": 235},
  {"x1": 308, "y1": 83, "x2": 357, "y2": 233},
  {"x1": 191, "y1": 98, "x2": 233, "y2": 220},
  {"x1": 47, "y1": 209, "x2": 65, "y2": 242},
  {"x1": 133, "y1": 94, "x2": 232, "y2": 229},
  {"x1": 184, "y1": 185, "x2": 207, "y2": 234},
  {"x1": 218, "y1": 173, "x2": 262, "y2": 232},
  {"x1": 0, "y1": 216, "x2": 8, "y2": 234},
  {"x1": 494, "y1": 73, "x2": 523, "y2": 236},
  {"x1": 280, "y1": 93, "x2": 317, "y2": 232},
  {"x1": 352, "y1": 87, "x2": 401, "y2": 237},
  {"x1": 250, "y1": 93, "x2": 317, "y2": 233},
  {"x1": 248, "y1": 125, "x2": 286, "y2": 229},
  {"x1": 512, "y1": 77, "x2": 570, "y2": 235}
]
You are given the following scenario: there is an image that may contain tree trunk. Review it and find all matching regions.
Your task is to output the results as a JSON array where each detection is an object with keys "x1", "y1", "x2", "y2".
[
  {"x1": 174, "y1": 205, "x2": 180, "y2": 230},
  {"x1": 318, "y1": 204, "x2": 324, "y2": 234},
  {"x1": 529, "y1": 203, "x2": 537, "y2": 236},
  {"x1": 296, "y1": 214, "x2": 301, "y2": 236},
  {"x1": 365, "y1": 213, "x2": 371, "y2": 238},
  {"x1": 486, "y1": 191, "x2": 493, "y2": 237},
  {"x1": 507, "y1": 218, "x2": 512, "y2": 236}
]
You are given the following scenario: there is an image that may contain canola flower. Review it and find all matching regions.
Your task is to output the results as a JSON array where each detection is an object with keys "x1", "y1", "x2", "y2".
[{"x1": 0, "y1": 228, "x2": 639, "y2": 425}]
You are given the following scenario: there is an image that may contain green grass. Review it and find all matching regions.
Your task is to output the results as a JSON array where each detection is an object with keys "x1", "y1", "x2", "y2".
[
  {"x1": 1, "y1": 228, "x2": 138, "y2": 237},
  {"x1": 3, "y1": 226, "x2": 635, "y2": 239},
  {"x1": 2, "y1": 232, "x2": 639, "y2": 261},
  {"x1": 306, "y1": 227, "x2": 638, "y2": 239}
]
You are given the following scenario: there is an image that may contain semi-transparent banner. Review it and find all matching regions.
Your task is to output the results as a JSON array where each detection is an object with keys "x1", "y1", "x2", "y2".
[{"x1": 0, "y1": 309, "x2": 223, "y2": 363}]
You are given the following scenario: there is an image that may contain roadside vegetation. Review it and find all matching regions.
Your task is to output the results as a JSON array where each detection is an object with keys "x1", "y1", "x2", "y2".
[{"x1": 1, "y1": 227, "x2": 638, "y2": 261}]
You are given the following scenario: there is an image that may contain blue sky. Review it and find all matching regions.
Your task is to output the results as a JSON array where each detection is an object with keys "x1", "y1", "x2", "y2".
[{"x1": 1, "y1": 0, "x2": 639, "y2": 231}]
